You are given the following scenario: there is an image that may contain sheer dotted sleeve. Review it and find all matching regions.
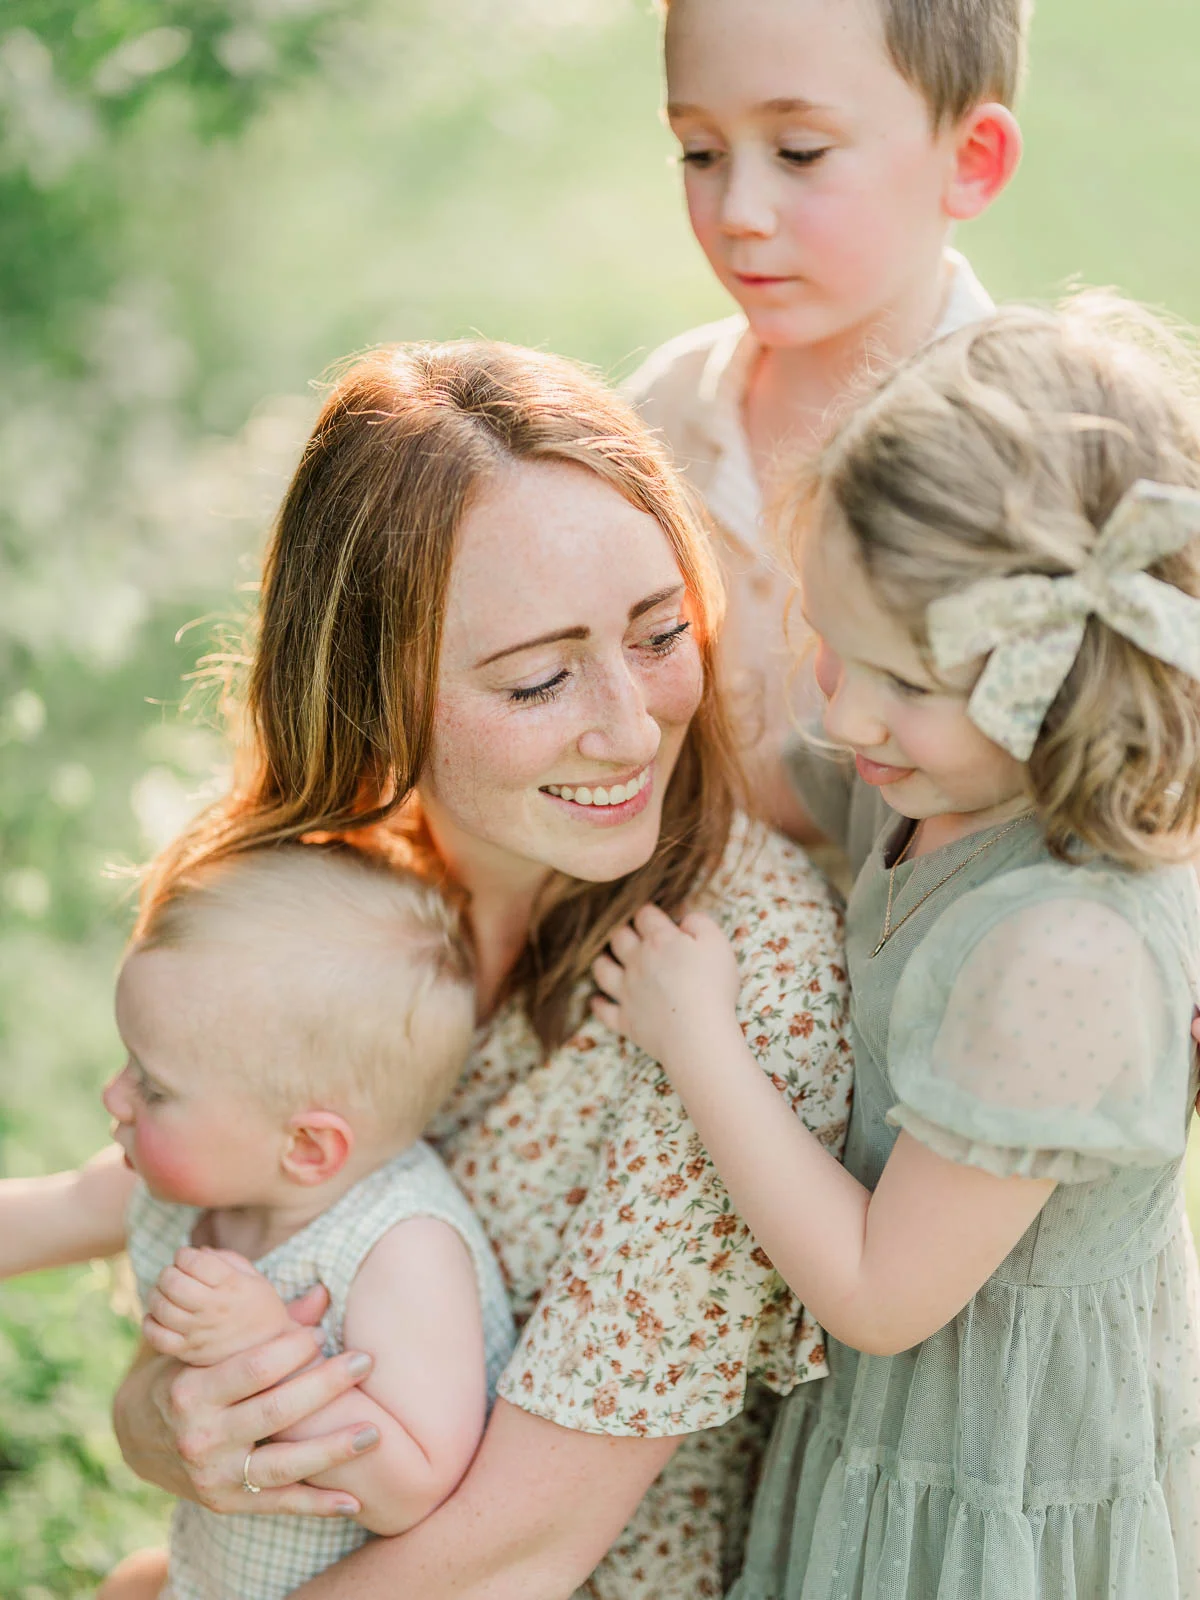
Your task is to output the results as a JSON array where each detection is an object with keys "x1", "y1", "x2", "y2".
[{"x1": 886, "y1": 864, "x2": 1199, "y2": 1183}]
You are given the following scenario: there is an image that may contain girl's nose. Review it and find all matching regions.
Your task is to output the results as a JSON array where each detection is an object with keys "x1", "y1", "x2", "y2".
[
  {"x1": 718, "y1": 150, "x2": 776, "y2": 240},
  {"x1": 102, "y1": 1064, "x2": 135, "y2": 1123},
  {"x1": 821, "y1": 673, "x2": 889, "y2": 753}
]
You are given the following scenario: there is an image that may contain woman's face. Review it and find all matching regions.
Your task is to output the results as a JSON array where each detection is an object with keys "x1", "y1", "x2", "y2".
[{"x1": 420, "y1": 459, "x2": 705, "y2": 891}]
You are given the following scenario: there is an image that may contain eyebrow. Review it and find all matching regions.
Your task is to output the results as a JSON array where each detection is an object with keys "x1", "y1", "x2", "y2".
[
  {"x1": 666, "y1": 96, "x2": 833, "y2": 119},
  {"x1": 475, "y1": 584, "x2": 686, "y2": 669}
]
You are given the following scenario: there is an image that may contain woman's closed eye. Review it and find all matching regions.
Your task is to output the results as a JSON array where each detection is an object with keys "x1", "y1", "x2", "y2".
[{"x1": 507, "y1": 621, "x2": 691, "y2": 708}]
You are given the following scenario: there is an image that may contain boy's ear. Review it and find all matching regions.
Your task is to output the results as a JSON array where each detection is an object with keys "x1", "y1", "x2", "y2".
[
  {"x1": 944, "y1": 104, "x2": 1022, "y2": 222},
  {"x1": 281, "y1": 1111, "x2": 354, "y2": 1186}
]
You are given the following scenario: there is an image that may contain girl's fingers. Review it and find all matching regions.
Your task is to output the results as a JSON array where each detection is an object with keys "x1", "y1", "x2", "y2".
[
  {"x1": 224, "y1": 1348, "x2": 374, "y2": 1443},
  {"x1": 591, "y1": 995, "x2": 620, "y2": 1033},
  {"x1": 632, "y1": 902, "x2": 675, "y2": 937},
  {"x1": 592, "y1": 953, "x2": 624, "y2": 998},
  {"x1": 608, "y1": 923, "x2": 640, "y2": 960},
  {"x1": 679, "y1": 908, "x2": 719, "y2": 939}
]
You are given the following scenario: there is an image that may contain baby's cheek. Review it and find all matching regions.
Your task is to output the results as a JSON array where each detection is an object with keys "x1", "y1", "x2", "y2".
[{"x1": 133, "y1": 1123, "x2": 215, "y2": 1208}]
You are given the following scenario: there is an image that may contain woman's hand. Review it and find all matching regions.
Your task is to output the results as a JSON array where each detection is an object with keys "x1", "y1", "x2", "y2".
[
  {"x1": 113, "y1": 1306, "x2": 382, "y2": 1518},
  {"x1": 592, "y1": 905, "x2": 741, "y2": 1069}
]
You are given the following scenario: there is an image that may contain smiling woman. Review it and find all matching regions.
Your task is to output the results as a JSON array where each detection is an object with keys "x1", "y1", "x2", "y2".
[{"x1": 111, "y1": 340, "x2": 853, "y2": 1598}]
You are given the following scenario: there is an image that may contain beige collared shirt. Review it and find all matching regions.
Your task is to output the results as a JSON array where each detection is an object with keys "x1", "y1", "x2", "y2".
[{"x1": 625, "y1": 252, "x2": 995, "y2": 767}]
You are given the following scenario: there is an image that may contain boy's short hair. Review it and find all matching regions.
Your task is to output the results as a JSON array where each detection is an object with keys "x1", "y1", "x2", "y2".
[
  {"x1": 662, "y1": 0, "x2": 1033, "y2": 126},
  {"x1": 133, "y1": 846, "x2": 475, "y2": 1139},
  {"x1": 881, "y1": 0, "x2": 1032, "y2": 124}
]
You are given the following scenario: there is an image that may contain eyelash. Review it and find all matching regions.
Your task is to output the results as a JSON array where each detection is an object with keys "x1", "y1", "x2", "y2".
[
  {"x1": 888, "y1": 674, "x2": 930, "y2": 700},
  {"x1": 135, "y1": 1076, "x2": 165, "y2": 1105},
  {"x1": 508, "y1": 622, "x2": 691, "y2": 707},
  {"x1": 678, "y1": 147, "x2": 830, "y2": 170}
]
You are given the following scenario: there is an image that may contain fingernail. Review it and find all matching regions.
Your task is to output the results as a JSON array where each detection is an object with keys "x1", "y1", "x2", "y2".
[
  {"x1": 352, "y1": 1426, "x2": 380, "y2": 1453},
  {"x1": 336, "y1": 1499, "x2": 359, "y2": 1516},
  {"x1": 346, "y1": 1352, "x2": 372, "y2": 1379}
]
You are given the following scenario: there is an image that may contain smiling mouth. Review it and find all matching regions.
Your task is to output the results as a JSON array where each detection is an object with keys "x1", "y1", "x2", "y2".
[{"x1": 541, "y1": 766, "x2": 652, "y2": 808}]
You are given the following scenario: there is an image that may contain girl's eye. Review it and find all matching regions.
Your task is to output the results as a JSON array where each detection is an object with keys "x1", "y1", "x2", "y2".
[
  {"x1": 779, "y1": 146, "x2": 830, "y2": 168},
  {"x1": 647, "y1": 620, "x2": 691, "y2": 656},
  {"x1": 509, "y1": 669, "x2": 571, "y2": 707},
  {"x1": 888, "y1": 673, "x2": 930, "y2": 699},
  {"x1": 679, "y1": 149, "x2": 721, "y2": 170}
]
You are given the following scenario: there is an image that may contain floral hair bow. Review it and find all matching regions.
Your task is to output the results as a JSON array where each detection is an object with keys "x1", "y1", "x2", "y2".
[{"x1": 926, "y1": 479, "x2": 1200, "y2": 759}]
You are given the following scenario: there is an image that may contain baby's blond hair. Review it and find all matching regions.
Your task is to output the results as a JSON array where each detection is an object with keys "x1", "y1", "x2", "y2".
[
  {"x1": 132, "y1": 846, "x2": 475, "y2": 1138},
  {"x1": 786, "y1": 293, "x2": 1200, "y2": 871}
]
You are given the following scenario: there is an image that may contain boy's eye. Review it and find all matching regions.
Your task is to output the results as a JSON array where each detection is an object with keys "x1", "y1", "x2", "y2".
[{"x1": 779, "y1": 146, "x2": 830, "y2": 168}]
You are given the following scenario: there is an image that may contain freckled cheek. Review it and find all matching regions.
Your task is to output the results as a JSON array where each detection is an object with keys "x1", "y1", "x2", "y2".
[
  {"x1": 427, "y1": 698, "x2": 568, "y2": 812},
  {"x1": 649, "y1": 649, "x2": 705, "y2": 729}
]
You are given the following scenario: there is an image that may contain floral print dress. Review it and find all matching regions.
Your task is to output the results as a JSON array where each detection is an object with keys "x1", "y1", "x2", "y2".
[{"x1": 426, "y1": 818, "x2": 853, "y2": 1598}]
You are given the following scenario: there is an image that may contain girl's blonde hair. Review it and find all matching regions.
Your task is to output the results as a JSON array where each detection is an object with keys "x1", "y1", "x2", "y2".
[
  {"x1": 787, "y1": 293, "x2": 1200, "y2": 871},
  {"x1": 139, "y1": 341, "x2": 740, "y2": 1046}
]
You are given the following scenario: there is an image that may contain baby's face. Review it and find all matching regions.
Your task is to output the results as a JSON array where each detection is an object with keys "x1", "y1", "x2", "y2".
[
  {"x1": 665, "y1": 0, "x2": 960, "y2": 350},
  {"x1": 105, "y1": 949, "x2": 285, "y2": 1208}
]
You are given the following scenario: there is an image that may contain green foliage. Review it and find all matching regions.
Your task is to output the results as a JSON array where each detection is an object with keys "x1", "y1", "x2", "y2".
[{"x1": 3, "y1": 0, "x2": 1200, "y2": 1591}]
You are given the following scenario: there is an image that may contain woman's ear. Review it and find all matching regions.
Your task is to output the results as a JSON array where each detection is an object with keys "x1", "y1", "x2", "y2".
[
  {"x1": 281, "y1": 1111, "x2": 354, "y2": 1186},
  {"x1": 944, "y1": 103, "x2": 1022, "y2": 222}
]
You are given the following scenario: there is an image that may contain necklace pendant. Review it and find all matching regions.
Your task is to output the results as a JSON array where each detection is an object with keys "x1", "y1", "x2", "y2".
[{"x1": 869, "y1": 937, "x2": 887, "y2": 958}]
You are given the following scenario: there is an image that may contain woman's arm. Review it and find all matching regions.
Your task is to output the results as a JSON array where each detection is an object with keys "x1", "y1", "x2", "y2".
[
  {"x1": 288, "y1": 1399, "x2": 680, "y2": 1600},
  {"x1": 593, "y1": 908, "x2": 1055, "y2": 1357},
  {"x1": 0, "y1": 1145, "x2": 133, "y2": 1278}
]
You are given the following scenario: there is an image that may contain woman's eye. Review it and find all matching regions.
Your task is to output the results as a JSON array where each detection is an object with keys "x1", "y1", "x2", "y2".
[
  {"x1": 509, "y1": 669, "x2": 571, "y2": 706},
  {"x1": 779, "y1": 146, "x2": 830, "y2": 168},
  {"x1": 647, "y1": 621, "x2": 691, "y2": 656}
]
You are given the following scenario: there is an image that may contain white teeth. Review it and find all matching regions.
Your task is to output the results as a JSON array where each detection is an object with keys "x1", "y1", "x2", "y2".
[{"x1": 544, "y1": 768, "x2": 650, "y2": 807}]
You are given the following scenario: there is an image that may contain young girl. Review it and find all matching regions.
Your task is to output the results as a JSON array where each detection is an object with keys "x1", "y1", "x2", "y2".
[
  {"x1": 594, "y1": 297, "x2": 1200, "y2": 1596},
  {"x1": 1, "y1": 845, "x2": 514, "y2": 1600}
]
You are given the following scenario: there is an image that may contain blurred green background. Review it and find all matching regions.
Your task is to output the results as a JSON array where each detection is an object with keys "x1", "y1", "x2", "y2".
[{"x1": 2, "y1": 1, "x2": 1199, "y2": 1592}]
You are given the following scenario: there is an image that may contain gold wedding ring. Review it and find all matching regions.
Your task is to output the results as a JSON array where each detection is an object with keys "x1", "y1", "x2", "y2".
[{"x1": 241, "y1": 1450, "x2": 261, "y2": 1495}]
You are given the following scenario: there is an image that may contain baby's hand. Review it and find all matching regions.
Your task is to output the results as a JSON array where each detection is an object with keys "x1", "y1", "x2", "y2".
[
  {"x1": 143, "y1": 1246, "x2": 298, "y2": 1367},
  {"x1": 592, "y1": 905, "x2": 741, "y2": 1069}
]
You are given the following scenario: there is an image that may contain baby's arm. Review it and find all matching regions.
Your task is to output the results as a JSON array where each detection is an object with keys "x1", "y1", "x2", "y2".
[
  {"x1": 142, "y1": 1247, "x2": 298, "y2": 1366},
  {"x1": 275, "y1": 1216, "x2": 488, "y2": 1537},
  {"x1": 0, "y1": 1145, "x2": 133, "y2": 1278},
  {"x1": 594, "y1": 907, "x2": 1055, "y2": 1357}
]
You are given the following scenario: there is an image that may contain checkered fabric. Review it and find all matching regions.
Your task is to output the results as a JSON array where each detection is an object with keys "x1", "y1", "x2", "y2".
[{"x1": 127, "y1": 1142, "x2": 515, "y2": 1600}]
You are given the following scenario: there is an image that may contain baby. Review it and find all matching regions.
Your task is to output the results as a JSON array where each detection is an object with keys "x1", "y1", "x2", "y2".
[{"x1": 0, "y1": 844, "x2": 513, "y2": 1600}]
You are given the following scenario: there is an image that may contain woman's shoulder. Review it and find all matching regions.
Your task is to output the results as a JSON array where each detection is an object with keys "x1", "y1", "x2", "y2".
[{"x1": 706, "y1": 815, "x2": 844, "y2": 940}]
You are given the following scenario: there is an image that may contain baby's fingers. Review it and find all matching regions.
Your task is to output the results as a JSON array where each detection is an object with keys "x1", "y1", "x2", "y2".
[
  {"x1": 143, "y1": 1314, "x2": 188, "y2": 1357},
  {"x1": 174, "y1": 1246, "x2": 249, "y2": 1287},
  {"x1": 146, "y1": 1283, "x2": 204, "y2": 1331},
  {"x1": 155, "y1": 1263, "x2": 215, "y2": 1313}
]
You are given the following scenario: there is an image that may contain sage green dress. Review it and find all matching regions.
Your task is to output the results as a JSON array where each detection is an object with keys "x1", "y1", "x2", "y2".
[{"x1": 733, "y1": 757, "x2": 1200, "y2": 1599}]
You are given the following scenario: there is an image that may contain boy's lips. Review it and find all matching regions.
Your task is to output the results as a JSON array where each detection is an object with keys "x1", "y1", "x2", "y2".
[{"x1": 855, "y1": 752, "x2": 915, "y2": 787}]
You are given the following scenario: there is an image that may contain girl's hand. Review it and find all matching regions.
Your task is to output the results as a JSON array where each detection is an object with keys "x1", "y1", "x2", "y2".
[
  {"x1": 592, "y1": 904, "x2": 740, "y2": 1068},
  {"x1": 144, "y1": 1247, "x2": 298, "y2": 1367}
]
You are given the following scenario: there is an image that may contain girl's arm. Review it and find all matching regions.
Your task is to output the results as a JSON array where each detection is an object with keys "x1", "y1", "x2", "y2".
[
  {"x1": 287, "y1": 1400, "x2": 680, "y2": 1600},
  {"x1": 0, "y1": 1145, "x2": 134, "y2": 1278},
  {"x1": 593, "y1": 907, "x2": 1056, "y2": 1358}
]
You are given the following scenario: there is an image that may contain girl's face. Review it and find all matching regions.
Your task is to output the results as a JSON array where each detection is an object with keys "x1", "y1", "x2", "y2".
[
  {"x1": 105, "y1": 950, "x2": 284, "y2": 1208},
  {"x1": 420, "y1": 460, "x2": 704, "y2": 893},
  {"x1": 665, "y1": 0, "x2": 960, "y2": 351},
  {"x1": 800, "y1": 517, "x2": 1029, "y2": 832}
]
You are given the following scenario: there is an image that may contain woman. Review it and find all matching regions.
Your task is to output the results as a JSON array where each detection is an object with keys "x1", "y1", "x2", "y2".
[{"x1": 113, "y1": 341, "x2": 852, "y2": 1597}]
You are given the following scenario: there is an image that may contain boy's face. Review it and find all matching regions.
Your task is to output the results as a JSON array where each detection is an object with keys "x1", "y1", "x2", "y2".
[
  {"x1": 104, "y1": 949, "x2": 286, "y2": 1208},
  {"x1": 665, "y1": 0, "x2": 962, "y2": 350}
]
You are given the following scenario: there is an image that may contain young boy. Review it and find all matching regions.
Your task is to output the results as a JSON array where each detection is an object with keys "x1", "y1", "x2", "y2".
[
  {"x1": 628, "y1": 0, "x2": 1029, "y2": 836},
  {"x1": 0, "y1": 846, "x2": 513, "y2": 1600}
]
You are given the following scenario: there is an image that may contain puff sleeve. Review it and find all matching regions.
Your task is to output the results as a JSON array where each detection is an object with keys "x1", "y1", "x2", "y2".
[
  {"x1": 496, "y1": 827, "x2": 853, "y2": 1437},
  {"x1": 885, "y1": 864, "x2": 1199, "y2": 1184}
]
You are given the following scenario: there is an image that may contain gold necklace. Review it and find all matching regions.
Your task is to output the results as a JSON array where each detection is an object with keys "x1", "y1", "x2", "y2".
[{"x1": 870, "y1": 812, "x2": 1033, "y2": 958}]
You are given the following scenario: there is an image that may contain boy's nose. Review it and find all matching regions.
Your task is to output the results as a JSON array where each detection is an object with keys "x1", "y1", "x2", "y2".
[{"x1": 102, "y1": 1065, "x2": 135, "y2": 1123}]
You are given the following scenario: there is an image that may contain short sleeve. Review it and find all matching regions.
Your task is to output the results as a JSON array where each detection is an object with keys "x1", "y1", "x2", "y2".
[
  {"x1": 497, "y1": 826, "x2": 853, "y2": 1437},
  {"x1": 886, "y1": 864, "x2": 1199, "y2": 1183}
]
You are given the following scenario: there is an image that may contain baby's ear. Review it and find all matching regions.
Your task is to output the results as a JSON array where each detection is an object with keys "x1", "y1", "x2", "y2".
[
  {"x1": 281, "y1": 1111, "x2": 354, "y2": 1186},
  {"x1": 944, "y1": 103, "x2": 1022, "y2": 221}
]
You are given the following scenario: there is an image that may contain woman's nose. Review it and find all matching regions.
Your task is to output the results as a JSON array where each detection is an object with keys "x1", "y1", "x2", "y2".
[
  {"x1": 576, "y1": 663, "x2": 661, "y2": 767},
  {"x1": 718, "y1": 149, "x2": 776, "y2": 240},
  {"x1": 102, "y1": 1065, "x2": 135, "y2": 1123}
]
